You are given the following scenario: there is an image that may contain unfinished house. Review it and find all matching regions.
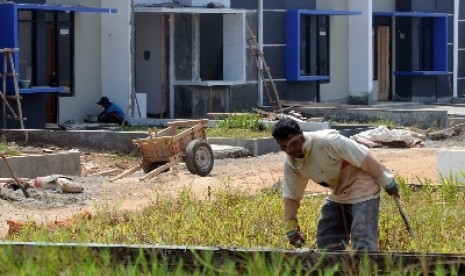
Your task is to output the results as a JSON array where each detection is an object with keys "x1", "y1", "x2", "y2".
[
  {"x1": 131, "y1": 0, "x2": 464, "y2": 119},
  {"x1": 1, "y1": 0, "x2": 464, "y2": 125}
]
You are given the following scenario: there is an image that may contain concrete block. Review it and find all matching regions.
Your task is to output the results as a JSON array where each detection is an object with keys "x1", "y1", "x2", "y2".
[
  {"x1": 0, "y1": 152, "x2": 81, "y2": 179},
  {"x1": 437, "y1": 150, "x2": 465, "y2": 184}
]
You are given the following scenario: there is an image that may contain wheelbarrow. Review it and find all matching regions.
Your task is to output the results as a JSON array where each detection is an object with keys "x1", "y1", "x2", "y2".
[{"x1": 110, "y1": 119, "x2": 214, "y2": 181}]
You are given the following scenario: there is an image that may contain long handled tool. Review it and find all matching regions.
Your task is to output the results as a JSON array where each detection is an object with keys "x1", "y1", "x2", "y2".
[
  {"x1": 393, "y1": 196, "x2": 415, "y2": 237},
  {"x1": 1, "y1": 154, "x2": 30, "y2": 198}
]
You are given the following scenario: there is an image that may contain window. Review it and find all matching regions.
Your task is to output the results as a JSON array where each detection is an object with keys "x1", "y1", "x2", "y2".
[
  {"x1": 18, "y1": 11, "x2": 35, "y2": 84},
  {"x1": 286, "y1": 9, "x2": 360, "y2": 81},
  {"x1": 17, "y1": 10, "x2": 74, "y2": 93},
  {"x1": 46, "y1": 12, "x2": 74, "y2": 94},
  {"x1": 172, "y1": 11, "x2": 246, "y2": 86},
  {"x1": 373, "y1": 12, "x2": 448, "y2": 76},
  {"x1": 293, "y1": 14, "x2": 329, "y2": 80},
  {"x1": 416, "y1": 17, "x2": 433, "y2": 71},
  {"x1": 317, "y1": 16, "x2": 329, "y2": 77}
]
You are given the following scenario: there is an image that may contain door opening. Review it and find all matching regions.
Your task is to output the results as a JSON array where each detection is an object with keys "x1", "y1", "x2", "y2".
[{"x1": 377, "y1": 26, "x2": 391, "y2": 101}]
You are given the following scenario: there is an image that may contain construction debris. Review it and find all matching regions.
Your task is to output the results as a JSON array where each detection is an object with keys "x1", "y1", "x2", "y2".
[
  {"x1": 33, "y1": 175, "x2": 84, "y2": 193},
  {"x1": 252, "y1": 108, "x2": 323, "y2": 122},
  {"x1": 427, "y1": 122, "x2": 465, "y2": 140},
  {"x1": 350, "y1": 126, "x2": 426, "y2": 148}
]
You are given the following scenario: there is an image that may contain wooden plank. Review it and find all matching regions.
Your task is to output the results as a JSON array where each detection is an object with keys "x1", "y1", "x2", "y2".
[
  {"x1": 139, "y1": 159, "x2": 177, "y2": 181},
  {"x1": 109, "y1": 164, "x2": 143, "y2": 182}
]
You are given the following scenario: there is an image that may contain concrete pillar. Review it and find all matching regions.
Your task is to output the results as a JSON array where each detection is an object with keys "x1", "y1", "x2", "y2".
[
  {"x1": 438, "y1": 150, "x2": 465, "y2": 184},
  {"x1": 348, "y1": 0, "x2": 373, "y2": 105},
  {"x1": 192, "y1": 14, "x2": 200, "y2": 81}
]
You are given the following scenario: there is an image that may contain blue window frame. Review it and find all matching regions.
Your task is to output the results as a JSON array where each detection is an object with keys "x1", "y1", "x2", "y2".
[
  {"x1": 373, "y1": 12, "x2": 448, "y2": 76},
  {"x1": 286, "y1": 9, "x2": 361, "y2": 82},
  {"x1": 0, "y1": 3, "x2": 116, "y2": 94}
]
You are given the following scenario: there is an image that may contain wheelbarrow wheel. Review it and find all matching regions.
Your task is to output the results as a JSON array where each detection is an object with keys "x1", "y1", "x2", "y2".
[
  {"x1": 143, "y1": 162, "x2": 168, "y2": 174},
  {"x1": 184, "y1": 139, "x2": 214, "y2": 177}
]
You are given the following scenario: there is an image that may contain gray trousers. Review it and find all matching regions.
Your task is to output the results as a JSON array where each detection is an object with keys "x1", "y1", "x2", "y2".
[{"x1": 316, "y1": 197, "x2": 380, "y2": 251}]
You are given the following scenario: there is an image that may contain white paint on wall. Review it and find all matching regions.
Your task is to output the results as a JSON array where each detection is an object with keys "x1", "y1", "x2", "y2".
[
  {"x1": 59, "y1": 0, "x2": 103, "y2": 123},
  {"x1": 101, "y1": 0, "x2": 132, "y2": 117},
  {"x1": 348, "y1": 0, "x2": 372, "y2": 100},
  {"x1": 223, "y1": 13, "x2": 245, "y2": 82},
  {"x1": 321, "y1": 16, "x2": 350, "y2": 102},
  {"x1": 317, "y1": 0, "x2": 349, "y2": 102},
  {"x1": 135, "y1": 13, "x2": 165, "y2": 115}
]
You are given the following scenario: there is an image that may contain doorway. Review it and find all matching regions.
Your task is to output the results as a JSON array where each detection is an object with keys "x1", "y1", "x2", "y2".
[{"x1": 376, "y1": 26, "x2": 391, "y2": 101}]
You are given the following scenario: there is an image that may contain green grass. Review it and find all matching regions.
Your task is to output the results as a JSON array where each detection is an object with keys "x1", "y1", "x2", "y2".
[
  {"x1": 3, "y1": 176, "x2": 465, "y2": 273},
  {"x1": 123, "y1": 114, "x2": 273, "y2": 139},
  {"x1": 8, "y1": 177, "x2": 465, "y2": 252},
  {"x1": 0, "y1": 135, "x2": 21, "y2": 156},
  {"x1": 4, "y1": 179, "x2": 465, "y2": 274},
  {"x1": 3, "y1": 246, "x2": 451, "y2": 275}
]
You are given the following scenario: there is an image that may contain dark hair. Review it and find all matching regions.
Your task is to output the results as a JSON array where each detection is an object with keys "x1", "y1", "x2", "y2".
[
  {"x1": 97, "y1": 97, "x2": 110, "y2": 105},
  {"x1": 271, "y1": 118, "x2": 302, "y2": 140}
]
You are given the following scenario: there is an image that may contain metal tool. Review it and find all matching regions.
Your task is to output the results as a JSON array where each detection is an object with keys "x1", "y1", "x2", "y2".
[
  {"x1": 1, "y1": 154, "x2": 30, "y2": 198},
  {"x1": 393, "y1": 196, "x2": 415, "y2": 237}
]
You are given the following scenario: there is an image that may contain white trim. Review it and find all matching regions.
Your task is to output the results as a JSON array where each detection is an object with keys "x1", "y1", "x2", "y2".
[
  {"x1": 263, "y1": 9, "x2": 287, "y2": 12},
  {"x1": 172, "y1": 80, "x2": 246, "y2": 86},
  {"x1": 454, "y1": 0, "x2": 459, "y2": 98},
  {"x1": 263, "y1": 44, "x2": 286, "y2": 47}
]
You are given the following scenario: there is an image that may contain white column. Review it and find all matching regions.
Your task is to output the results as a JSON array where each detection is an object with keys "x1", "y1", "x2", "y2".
[
  {"x1": 453, "y1": 0, "x2": 459, "y2": 98},
  {"x1": 348, "y1": 0, "x2": 373, "y2": 104}
]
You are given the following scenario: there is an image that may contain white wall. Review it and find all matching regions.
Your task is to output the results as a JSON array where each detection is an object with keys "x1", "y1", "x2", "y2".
[
  {"x1": 135, "y1": 13, "x2": 164, "y2": 115},
  {"x1": 317, "y1": 0, "x2": 350, "y2": 102},
  {"x1": 348, "y1": 0, "x2": 373, "y2": 100},
  {"x1": 101, "y1": 0, "x2": 132, "y2": 117},
  {"x1": 59, "y1": 0, "x2": 103, "y2": 122}
]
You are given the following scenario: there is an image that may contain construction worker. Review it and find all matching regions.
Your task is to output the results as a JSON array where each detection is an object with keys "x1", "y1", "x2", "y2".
[
  {"x1": 271, "y1": 117, "x2": 400, "y2": 251},
  {"x1": 96, "y1": 96, "x2": 125, "y2": 125}
]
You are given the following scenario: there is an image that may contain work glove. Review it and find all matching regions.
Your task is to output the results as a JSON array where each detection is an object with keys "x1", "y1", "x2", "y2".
[
  {"x1": 284, "y1": 219, "x2": 306, "y2": 248},
  {"x1": 385, "y1": 180, "x2": 400, "y2": 198}
]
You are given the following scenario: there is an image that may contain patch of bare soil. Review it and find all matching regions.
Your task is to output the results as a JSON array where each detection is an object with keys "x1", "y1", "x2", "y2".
[{"x1": 0, "y1": 133, "x2": 463, "y2": 238}]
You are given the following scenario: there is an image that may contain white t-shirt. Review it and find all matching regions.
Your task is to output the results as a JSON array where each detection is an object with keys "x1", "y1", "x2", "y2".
[{"x1": 282, "y1": 130, "x2": 394, "y2": 204}]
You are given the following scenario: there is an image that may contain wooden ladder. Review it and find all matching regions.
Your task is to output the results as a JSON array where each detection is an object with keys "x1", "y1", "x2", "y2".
[
  {"x1": 0, "y1": 48, "x2": 26, "y2": 132},
  {"x1": 246, "y1": 25, "x2": 282, "y2": 112}
]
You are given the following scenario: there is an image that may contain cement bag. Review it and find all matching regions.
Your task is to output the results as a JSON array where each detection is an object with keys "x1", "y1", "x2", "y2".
[{"x1": 56, "y1": 177, "x2": 84, "y2": 193}]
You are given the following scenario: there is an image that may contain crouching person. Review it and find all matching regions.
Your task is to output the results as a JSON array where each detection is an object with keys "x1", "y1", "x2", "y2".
[{"x1": 272, "y1": 118, "x2": 400, "y2": 251}]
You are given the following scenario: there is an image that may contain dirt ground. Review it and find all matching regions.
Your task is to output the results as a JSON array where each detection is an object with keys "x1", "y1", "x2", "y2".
[{"x1": 0, "y1": 133, "x2": 463, "y2": 238}]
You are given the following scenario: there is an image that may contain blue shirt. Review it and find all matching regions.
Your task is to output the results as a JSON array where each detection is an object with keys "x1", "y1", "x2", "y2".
[{"x1": 100, "y1": 102, "x2": 125, "y2": 122}]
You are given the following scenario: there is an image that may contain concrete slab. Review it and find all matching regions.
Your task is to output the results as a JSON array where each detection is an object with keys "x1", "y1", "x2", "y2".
[
  {"x1": 437, "y1": 149, "x2": 465, "y2": 184},
  {"x1": 208, "y1": 137, "x2": 279, "y2": 157},
  {"x1": 210, "y1": 144, "x2": 251, "y2": 159},
  {"x1": 0, "y1": 152, "x2": 81, "y2": 179}
]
